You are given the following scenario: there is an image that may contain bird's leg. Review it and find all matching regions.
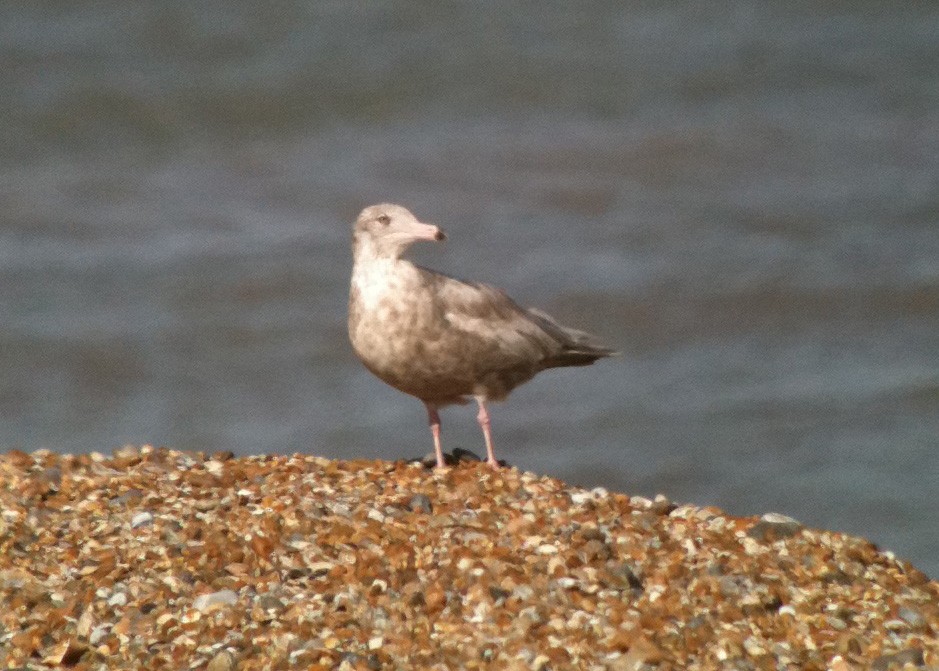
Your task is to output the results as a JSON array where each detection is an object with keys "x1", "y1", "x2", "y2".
[
  {"x1": 475, "y1": 398, "x2": 499, "y2": 469},
  {"x1": 424, "y1": 403, "x2": 446, "y2": 469}
]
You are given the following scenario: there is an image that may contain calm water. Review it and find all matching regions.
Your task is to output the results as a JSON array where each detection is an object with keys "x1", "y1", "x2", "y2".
[{"x1": 1, "y1": 3, "x2": 937, "y2": 577}]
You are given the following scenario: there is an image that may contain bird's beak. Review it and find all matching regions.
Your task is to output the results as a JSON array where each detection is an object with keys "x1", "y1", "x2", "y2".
[{"x1": 412, "y1": 221, "x2": 446, "y2": 242}]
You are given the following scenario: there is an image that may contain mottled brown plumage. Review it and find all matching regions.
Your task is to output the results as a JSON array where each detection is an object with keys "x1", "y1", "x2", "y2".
[{"x1": 348, "y1": 203, "x2": 616, "y2": 469}]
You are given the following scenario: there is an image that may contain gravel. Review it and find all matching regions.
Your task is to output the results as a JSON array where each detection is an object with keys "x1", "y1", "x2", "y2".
[{"x1": 0, "y1": 446, "x2": 936, "y2": 670}]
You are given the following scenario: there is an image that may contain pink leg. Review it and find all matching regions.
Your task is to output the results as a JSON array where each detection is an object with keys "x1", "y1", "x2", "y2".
[
  {"x1": 475, "y1": 398, "x2": 499, "y2": 469},
  {"x1": 424, "y1": 403, "x2": 446, "y2": 469}
]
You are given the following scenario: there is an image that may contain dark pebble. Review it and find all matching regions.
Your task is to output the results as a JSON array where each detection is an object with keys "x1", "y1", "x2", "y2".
[
  {"x1": 871, "y1": 647, "x2": 925, "y2": 670},
  {"x1": 452, "y1": 447, "x2": 482, "y2": 463},
  {"x1": 610, "y1": 562, "x2": 644, "y2": 593},
  {"x1": 488, "y1": 586, "x2": 511, "y2": 603},
  {"x1": 408, "y1": 494, "x2": 433, "y2": 514},
  {"x1": 650, "y1": 495, "x2": 676, "y2": 516}
]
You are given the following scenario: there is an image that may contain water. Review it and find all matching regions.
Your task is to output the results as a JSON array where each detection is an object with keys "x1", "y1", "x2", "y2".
[{"x1": 1, "y1": 3, "x2": 937, "y2": 578}]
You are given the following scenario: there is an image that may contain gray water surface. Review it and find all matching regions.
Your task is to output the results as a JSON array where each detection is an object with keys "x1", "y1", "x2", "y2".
[{"x1": 1, "y1": 3, "x2": 937, "y2": 577}]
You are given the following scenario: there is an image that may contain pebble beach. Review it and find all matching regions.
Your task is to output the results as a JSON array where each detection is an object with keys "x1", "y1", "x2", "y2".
[{"x1": 0, "y1": 446, "x2": 936, "y2": 670}]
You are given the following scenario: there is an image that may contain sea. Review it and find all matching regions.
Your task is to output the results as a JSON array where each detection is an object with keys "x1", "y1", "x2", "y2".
[{"x1": 1, "y1": 2, "x2": 937, "y2": 578}]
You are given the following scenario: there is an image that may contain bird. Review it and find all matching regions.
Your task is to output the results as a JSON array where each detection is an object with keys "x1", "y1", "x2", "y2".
[{"x1": 347, "y1": 203, "x2": 617, "y2": 469}]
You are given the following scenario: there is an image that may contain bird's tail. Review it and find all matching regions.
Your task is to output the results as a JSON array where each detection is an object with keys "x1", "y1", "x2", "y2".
[{"x1": 527, "y1": 308, "x2": 619, "y2": 368}]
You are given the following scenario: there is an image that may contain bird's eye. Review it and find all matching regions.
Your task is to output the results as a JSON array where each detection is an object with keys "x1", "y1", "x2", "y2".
[{"x1": 377, "y1": 215, "x2": 390, "y2": 226}]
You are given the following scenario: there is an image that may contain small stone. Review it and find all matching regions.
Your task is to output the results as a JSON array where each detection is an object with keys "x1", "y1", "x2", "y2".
[
  {"x1": 532, "y1": 654, "x2": 551, "y2": 670},
  {"x1": 620, "y1": 634, "x2": 665, "y2": 668},
  {"x1": 743, "y1": 637, "x2": 765, "y2": 656},
  {"x1": 193, "y1": 590, "x2": 238, "y2": 612},
  {"x1": 205, "y1": 460, "x2": 226, "y2": 477},
  {"x1": 630, "y1": 495, "x2": 653, "y2": 508},
  {"x1": 570, "y1": 491, "x2": 593, "y2": 505},
  {"x1": 408, "y1": 494, "x2": 432, "y2": 514},
  {"x1": 206, "y1": 650, "x2": 237, "y2": 671},
  {"x1": 41, "y1": 467, "x2": 62, "y2": 487},
  {"x1": 108, "y1": 591, "x2": 128, "y2": 607},
  {"x1": 488, "y1": 586, "x2": 511, "y2": 602},
  {"x1": 452, "y1": 447, "x2": 482, "y2": 463},
  {"x1": 828, "y1": 655, "x2": 852, "y2": 671},
  {"x1": 898, "y1": 606, "x2": 925, "y2": 628},
  {"x1": 419, "y1": 452, "x2": 454, "y2": 467},
  {"x1": 308, "y1": 561, "x2": 335, "y2": 577},
  {"x1": 368, "y1": 636, "x2": 383, "y2": 650},
  {"x1": 76, "y1": 608, "x2": 93, "y2": 638},
  {"x1": 89, "y1": 624, "x2": 110, "y2": 646},
  {"x1": 131, "y1": 511, "x2": 154, "y2": 529},
  {"x1": 112, "y1": 444, "x2": 141, "y2": 461},
  {"x1": 871, "y1": 648, "x2": 925, "y2": 670},
  {"x1": 288, "y1": 648, "x2": 314, "y2": 665},
  {"x1": 115, "y1": 489, "x2": 144, "y2": 506},
  {"x1": 256, "y1": 594, "x2": 285, "y2": 612},
  {"x1": 826, "y1": 615, "x2": 847, "y2": 630},
  {"x1": 650, "y1": 494, "x2": 676, "y2": 515},
  {"x1": 747, "y1": 512, "x2": 803, "y2": 541},
  {"x1": 610, "y1": 562, "x2": 643, "y2": 592},
  {"x1": 43, "y1": 639, "x2": 88, "y2": 666}
]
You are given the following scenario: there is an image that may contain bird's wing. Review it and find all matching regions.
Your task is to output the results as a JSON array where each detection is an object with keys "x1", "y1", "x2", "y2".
[
  {"x1": 525, "y1": 308, "x2": 619, "y2": 357},
  {"x1": 420, "y1": 268, "x2": 561, "y2": 364}
]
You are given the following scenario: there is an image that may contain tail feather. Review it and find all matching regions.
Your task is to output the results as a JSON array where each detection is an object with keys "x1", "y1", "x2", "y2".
[
  {"x1": 544, "y1": 347, "x2": 617, "y2": 368},
  {"x1": 527, "y1": 307, "x2": 619, "y2": 369}
]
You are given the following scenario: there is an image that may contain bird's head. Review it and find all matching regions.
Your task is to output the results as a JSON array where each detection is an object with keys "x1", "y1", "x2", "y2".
[{"x1": 352, "y1": 203, "x2": 446, "y2": 261}]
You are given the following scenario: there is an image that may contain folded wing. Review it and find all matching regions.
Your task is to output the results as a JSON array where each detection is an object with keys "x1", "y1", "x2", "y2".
[{"x1": 423, "y1": 267, "x2": 617, "y2": 373}]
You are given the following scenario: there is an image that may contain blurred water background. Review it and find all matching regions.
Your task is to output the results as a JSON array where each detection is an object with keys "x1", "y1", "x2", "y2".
[{"x1": 1, "y1": 3, "x2": 937, "y2": 577}]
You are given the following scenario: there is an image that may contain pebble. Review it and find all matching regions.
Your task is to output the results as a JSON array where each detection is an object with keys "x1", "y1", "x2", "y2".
[
  {"x1": 108, "y1": 591, "x2": 128, "y2": 607},
  {"x1": 747, "y1": 512, "x2": 803, "y2": 541},
  {"x1": 130, "y1": 511, "x2": 154, "y2": 529},
  {"x1": 871, "y1": 647, "x2": 925, "y2": 670},
  {"x1": 89, "y1": 624, "x2": 110, "y2": 646},
  {"x1": 307, "y1": 561, "x2": 334, "y2": 577},
  {"x1": 898, "y1": 605, "x2": 926, "y2": 628},
  {"x1": 408, "y1": 493, "x2": 433, "y2": 513},
  {"x1": 192, "y1": 589, "x2": 238, "y2": 612},
  {"x1": 452, "y1": 447, "x2": 482, "y2": 463},
  {"x1": 206, "y1": 650, "x2": 237, "y2": 671},
  {"x1": 649, "y1": 493, "x2": 676, "y2": 515},
  {"x1": 112, "y1": 445, "x2": 141, "y2": 461},
  {"x1": 570, "y1": 491, "x2": 593, "y2": 505}
]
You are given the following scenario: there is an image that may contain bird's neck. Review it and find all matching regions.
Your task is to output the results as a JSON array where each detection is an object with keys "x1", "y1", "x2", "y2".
[
  {"x1": 351, "y1": 234, "x2": 405, "y2": 266},
  {"x1": 350, "y1": 254, "x2": 421, "y2": 313}
]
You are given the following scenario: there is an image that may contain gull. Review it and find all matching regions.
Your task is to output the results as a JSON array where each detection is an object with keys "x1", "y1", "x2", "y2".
[{"x1": 348, "y1": 203, "x2": 616, "y2": 469}]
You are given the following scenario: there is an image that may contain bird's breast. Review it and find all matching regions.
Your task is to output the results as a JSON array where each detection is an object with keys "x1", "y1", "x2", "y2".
[{"x1": 349, "y1": 262, "x2": 430, "y2": 363}]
